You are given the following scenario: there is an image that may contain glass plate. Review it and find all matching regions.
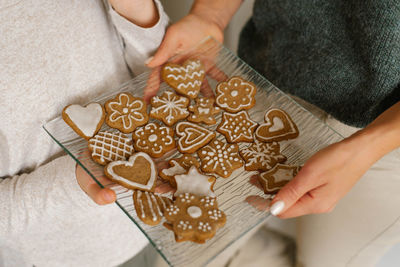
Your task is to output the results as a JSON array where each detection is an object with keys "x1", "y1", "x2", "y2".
[{"x1": 43, "y1": 37, "x2": 343, "y2": 267}]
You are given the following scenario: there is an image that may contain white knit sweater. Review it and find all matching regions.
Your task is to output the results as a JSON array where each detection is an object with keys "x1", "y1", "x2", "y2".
[{"x1": 0, "y1": 1, "x2": 168, "y2": 266}]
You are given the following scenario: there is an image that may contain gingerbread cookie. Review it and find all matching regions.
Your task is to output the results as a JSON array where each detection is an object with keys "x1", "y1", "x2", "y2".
[
  {"x1": 150, "y1": 90, "x2": 189, "y2": 126},
  {"x1": 255, "y1": 108, "x2": 299, "y2": 143},
  {"x1": 164, "y1": 193, "x2": 226, "y2": 243},
  {"x1": 132, "y1": 122, "x2": 175, "y2": 158},
  {"x1": 215, "y1": 76, "x2": 256, "y2": 113},
  {"x1": 175, "y1": 122, "x2": 215, "y2": 154},
  {"x1": 105, "y1": 92, "x2": 148, "y2": 133},
  {"x1": 162, "y1": 59, "x2": 205, "y2": 99},
  {"x1": 133, "y1": 190, "x2": 173, "y2": 226},
  {"x1": 239, "y1": 140, "x2": 286, "y2": 171},
  {"x1": 88, "y1": 131, "x2": 134, "y2": 165},
  {"x1": 217, "y1": 111, "x2": 258, "y2": 143},
  {"x1": 188, "y1": 97, "x2": 221, "y2": 125},
  {"x1": 197, "y1": 139, "x2": 243, "y2": 178},
  {"x1": 104, "y1": 152, "x2": 157, "y2": 191},
  {"x1": 258, "y1": 164, "x2": 301, "y2": 194},
  {"x1": 62, "y1": 103, "x2": 105, "y2": 140},
  {"x1": 159, "y1": 154, "x2": 200, "y2": 187},
  {"x1": 174, "y1": 166, "x2": 216, "y2": 198}
]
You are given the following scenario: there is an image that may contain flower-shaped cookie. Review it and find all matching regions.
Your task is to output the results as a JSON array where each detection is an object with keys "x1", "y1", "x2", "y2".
[
  {"x1": 215, "y1": 76, "x2": 257, "y2": 113},
  {"x1": 197, "y1": 139, "x2": 243, "y2": 178},
  {"x1": 164, "y1": 193, "x2": 226, "y2": 243},
  {"x1": 105, "y1": 92, "x2": 148, "y2": 133},
  {"x1": 150, "y1": 90, "x2": 189, "y2": 126},
  {"x1": 132, "y1": 122, "x2": 175, "y2": 158}
]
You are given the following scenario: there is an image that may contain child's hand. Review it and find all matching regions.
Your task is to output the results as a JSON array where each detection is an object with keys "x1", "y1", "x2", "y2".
[
  {"x1": 75, "y1": 163, "x2": 116, "y2": 205},
  {"x1": 146, "y1": 13, "x2": 224, "y2": 68}
]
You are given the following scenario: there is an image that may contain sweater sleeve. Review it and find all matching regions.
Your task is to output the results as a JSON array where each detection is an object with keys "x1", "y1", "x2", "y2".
[
  {"x1": 108, "y1": 0, "x2": 169, "y2": 75},
  {"x1": 0, "y1": 155, "x2": 97, "y2": 236}
]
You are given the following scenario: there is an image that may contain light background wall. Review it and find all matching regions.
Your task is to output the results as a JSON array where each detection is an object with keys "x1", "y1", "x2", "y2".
[{"x1": 160, "y1": 0, "x2": 255, "y2": 53}]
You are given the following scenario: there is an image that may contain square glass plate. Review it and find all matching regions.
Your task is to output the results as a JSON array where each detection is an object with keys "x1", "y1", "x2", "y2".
[{"x1": 43, "y1": 37, "x2": 343, "y2": 267}]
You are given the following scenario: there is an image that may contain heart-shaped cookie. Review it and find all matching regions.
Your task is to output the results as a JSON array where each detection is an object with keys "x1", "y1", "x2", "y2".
[
  {"x1": 62, "y1": 103, "x2": 105, "y2": 140},
  {"x1": 255, "y1": 109, "x2": 299, "y2": 142},
  {"x1": 162, "y1": 60, "x2": 205, "y2": 99},
  {"x1": 104, "y1": 152, "x2": 156, "y2": 191},
  {"x1": 176, "y1": 122, "x2": 215, "y2": 153}
]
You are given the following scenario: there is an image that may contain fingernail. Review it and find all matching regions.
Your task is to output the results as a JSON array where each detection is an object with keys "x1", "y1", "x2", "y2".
[
  {"x1": 103, "y1": 191, "x2": 114, "y2": 203},
  {"x1": 145, "y1": 56, "x2": 154, "y2": 65},
  {"x1": 270, "y1": 200, "x2": 285, "y2": 216}
]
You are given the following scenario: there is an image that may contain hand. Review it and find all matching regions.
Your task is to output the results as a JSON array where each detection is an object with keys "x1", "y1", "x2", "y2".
[
  {"x1": 146, "y1": 13, "x2": 224, "y2": 68},
  {"x1": 269, "y1": 131, "x2": 386, "y2": 218},
  {"x1": 75, "y1": 163, "x2": 117, "y2": 205}
]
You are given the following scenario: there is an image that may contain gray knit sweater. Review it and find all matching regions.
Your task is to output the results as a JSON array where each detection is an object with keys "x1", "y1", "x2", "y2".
[{"x1": 238, "y1": 0, "x2": 400, "y2": 127}]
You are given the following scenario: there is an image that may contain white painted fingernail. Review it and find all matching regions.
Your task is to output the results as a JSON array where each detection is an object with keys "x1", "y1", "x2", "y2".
[
  {"x1": 145, "y1": 56, "x2": 154, "y2": 65},
  {"x1": 270, "y1": 201, "x2": 285, "y2": 216}
]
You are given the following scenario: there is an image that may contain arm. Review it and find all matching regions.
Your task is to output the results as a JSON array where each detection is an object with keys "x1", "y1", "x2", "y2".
[
  {"x1": 270, "y1": 102, "x2": 400, "y2": 218},
  {"x1": 147, "y1": 0, "x2": 243, "y2": 67},
  {"x1": 107, "y1": 0, "x2": 169, "y2": 74}
]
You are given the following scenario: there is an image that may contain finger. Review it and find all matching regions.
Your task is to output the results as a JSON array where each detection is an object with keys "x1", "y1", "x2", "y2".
[
  {"x1": 147, "y1": 30, "x2": 179, "y2": 68},
  {"x1": 143, "y1": 67, "x2": 161, "y2": 103},
  {"x1": 200, "y1": 78, "x2": 214, "y2": 97},
  {"x1": 86, "y1": 184, "x2": 116, "y2": 205},
  {"x1": 269, "y1": 169, "x2": 315, "y2": 216}
]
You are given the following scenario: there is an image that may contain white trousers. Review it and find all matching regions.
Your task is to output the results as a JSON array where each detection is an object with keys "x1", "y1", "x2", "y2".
[{"x1": 294, "y1": 97, "x2": 400, "y2": 267}]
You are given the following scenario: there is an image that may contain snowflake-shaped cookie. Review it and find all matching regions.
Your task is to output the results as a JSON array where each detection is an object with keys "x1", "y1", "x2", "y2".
[
  {"x1": 239, "y1": 140, "x2": 287, "y2": 171},
  {"x1": 215, "y1": 76, "x2": 256, "y2": 113},
  {"x1": 197, "y1": 139, "x2": 243, "y2": 178},
  {"x1": 150, "y1": 91, "x2": 189, "y2": 126},
  {"x1": 132, "y1": 122, "x2": 175, "y2": 158},
  {"x1": 188, "y1": 97, "x2": 221, "y2": 125},
  {"x1": 174, "y1": 166, "x2": 216, "y2": 197},
  {"x1": 217, "y1": 111, "x2": 258, "y2": 143},
  {"x1": 105, "y1": 92, "x2": 148, "y2": 133},
  {"x1": 164, "y1": 193, "x2": 226, "y2": 243}
]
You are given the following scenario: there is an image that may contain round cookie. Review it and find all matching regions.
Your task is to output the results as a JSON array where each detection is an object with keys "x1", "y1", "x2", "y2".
[
  {"x1": 62, "y1": 102, "x2": 105, "y2": 140},
  {"x1": 104, "y1": 92, "x2": 148, "y2": 133}
]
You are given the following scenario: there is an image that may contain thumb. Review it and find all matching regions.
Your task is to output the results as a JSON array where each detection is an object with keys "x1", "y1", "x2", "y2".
[
  {"x1": 269, "y1": 171, "x2": 311, "y2": 216},
  {"x1": 86, "y1": 184, "x2": 116, "y2": 205},
  {"x1": 147, "y1": 30, "x2": 179, "y2": 68}
]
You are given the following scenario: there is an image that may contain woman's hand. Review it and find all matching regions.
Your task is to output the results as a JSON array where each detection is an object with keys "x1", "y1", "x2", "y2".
[{"x1": 75, "y1": 163, "x2": 117, "y2": 205}]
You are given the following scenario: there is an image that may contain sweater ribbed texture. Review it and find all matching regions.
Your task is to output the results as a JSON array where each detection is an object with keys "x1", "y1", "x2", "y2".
[{"x1": 238, "y1": 0, "x2": 400, "y2": 127}]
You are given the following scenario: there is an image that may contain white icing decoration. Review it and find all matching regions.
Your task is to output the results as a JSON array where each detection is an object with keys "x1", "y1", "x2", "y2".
[
  {"x1": 187, "y1": 206, "x2": 202, "y2": 218},
  {"x1": 198, "y1": 107, "x2": 210, "y2": 115},
  {"x1": 64, "y1": 103, "x2": 103, "y2": 137},
  {"x1": 177, "y1": 81, "x2": 202, "y2": 89},
  {"x1": 269, "y1": 117, "x2": 284, "y2": 132},
  {"x1": 88, "y1": 131, "x2": 133, "y2": 164},
  {"x1": 161, "y1": 160, "x2": 186, "y2": 177},
  {"x1": 218, "y1": 111, "x2": 257, "y2": 142},
  {"x1": 149, "y1": 134, "x2": 158, "y2": 142},
  {"x1": 216, "y1": 77, "x2": 256, "y2": 112},
  {"x1": 255, "y1": 109, "x2": 298, "y2": 141},
  {"x1": 145, "y1": 191, "x2": 158, "y2": 221},
  {"x1": 174, "y1": 166, "x2": 215, "y2": 197},
  {"x1": 150, "y1": 91, "x2": 189, "y2": 125},
  {"x1": 230, "y1": 90, "x2": 238, "y2": 97},
  {"x1": 240, "y1": 141, "x2": 285, "y2": 169},
  {"x1": 176, "y1": 122, "x2": 214, "y2": 153},
  {"x1": 108, "y1": 93, "x2": 145, "y2": 130},
  {"x1": 136, "y1": 191, "x2": 145, "y2": 218},
  {"x1": 164, "y1": 60, "x2": 202, "y2": 73},
  {"x1": 106, "y1": 152, "x2": 156, "y2": 190},
  {"x1": 133, "y1": 123, "x2": 174, "y2": 154},
  {"x1": 166, "y1": 70, "x2": 204, "y2": 80}
]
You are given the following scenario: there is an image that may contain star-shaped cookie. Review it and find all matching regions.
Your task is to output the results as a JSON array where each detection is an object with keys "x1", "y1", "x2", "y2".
[
  {"x1": 174, "y1": 166, "x2": 216, "y2": 197},
  {"x1": 258, "y1": 164, "x2": 301, "y2": 194},
  {"x1": 217, "y1": 111, "x2": 258, "y2": 143}
]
